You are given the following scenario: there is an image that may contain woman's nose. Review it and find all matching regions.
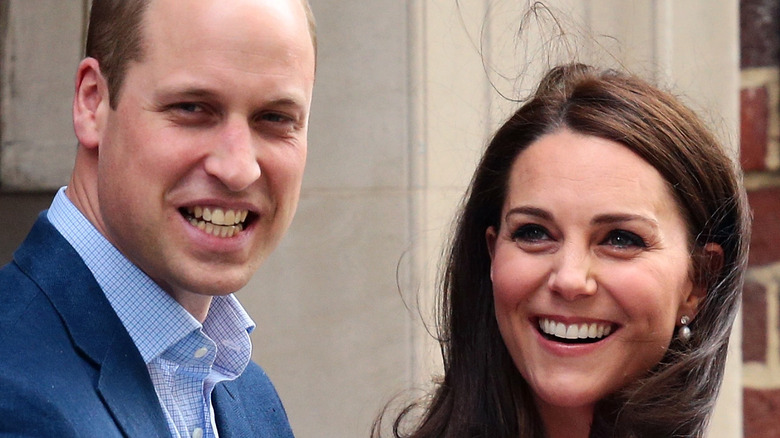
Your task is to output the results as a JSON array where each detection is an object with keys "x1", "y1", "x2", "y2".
[{"x1": 547, "y1": 245, "x2": 597, "y2": 300}]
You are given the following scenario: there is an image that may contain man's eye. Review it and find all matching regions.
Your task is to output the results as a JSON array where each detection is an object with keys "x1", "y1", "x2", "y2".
[
  {"x1": 173, "y1": 103, "x2": 204, "y2": 113},
  {"x1": 256, "y1": 112, "x2": 299, "y2": 137},
  {"x1": 511, "y1": 224, "x2": 550, "y2": 242},
  {"x1": 261, "y1": 113, "x2": 291, "y2": 123},
  {"x1": 602, "y1": 230, "x2": 647, "y2": 249}
]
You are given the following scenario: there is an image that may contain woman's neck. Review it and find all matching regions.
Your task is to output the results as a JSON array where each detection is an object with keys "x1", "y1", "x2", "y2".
[{"x1": 535, "y1": 399, "x2": 594, "y2": 438}]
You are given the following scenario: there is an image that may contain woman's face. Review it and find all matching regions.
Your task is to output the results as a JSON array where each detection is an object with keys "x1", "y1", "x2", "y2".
[{"x1": 486, "y1": 129, "x2": 703, "y2": 419}]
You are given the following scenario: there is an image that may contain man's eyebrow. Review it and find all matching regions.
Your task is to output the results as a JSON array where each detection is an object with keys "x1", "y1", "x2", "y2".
[
  {"x1": 155, "y1": 87, "x2": 306, "y2": 109},
  {"x1": 155, "y1": 86, "x2": 219, "y2": 100},
  {"x1": 264, "y1": 96, "x2": 306, "y2": 108}
]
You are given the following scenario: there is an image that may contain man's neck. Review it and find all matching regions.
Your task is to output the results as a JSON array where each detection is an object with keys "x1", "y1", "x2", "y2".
[{"x1": 165, "y1": 288, "x2": 214, "y2": 323}]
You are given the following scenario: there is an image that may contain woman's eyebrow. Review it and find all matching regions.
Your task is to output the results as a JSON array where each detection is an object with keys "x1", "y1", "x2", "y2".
[
  {"x1": 591, "y1": 213, "x2": 659, "y2": 230},
  {"x1": 504, "y1": 206, "x2": 552, "y2": 222}
]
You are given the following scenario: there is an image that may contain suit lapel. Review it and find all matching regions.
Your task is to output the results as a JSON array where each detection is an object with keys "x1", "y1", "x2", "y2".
[
  {"x1": 97, "y1": 331, "x2": 171, "y2": 437},
  {"x1": 213, "y1": 383, "x2": 251, "y2": 438},
  {"x1": 14, "y1": 215, "x2": 170, "y2": 437}
]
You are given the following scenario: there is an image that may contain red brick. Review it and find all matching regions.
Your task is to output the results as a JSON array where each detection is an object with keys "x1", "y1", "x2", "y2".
[
  {"x1": 741, "y1": 0, "x2": 780, "y2": 68},
  {"x1": 747, "y1": 187, "x2": 780, "y2": 265},
  {"x1": 745, "y1": 389, "x2": 780, "y2": 438},
  {"x1": 740, "y1": 87, "x2": 769, "y2": 172},
  {"x1": 742, "y1": 279, "x2": 768, "y2": 362}
]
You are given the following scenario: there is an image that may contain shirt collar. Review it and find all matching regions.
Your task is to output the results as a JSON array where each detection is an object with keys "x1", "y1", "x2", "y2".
[{"x1": 47, "y1": 187, "x2": 255, "y2": 367}]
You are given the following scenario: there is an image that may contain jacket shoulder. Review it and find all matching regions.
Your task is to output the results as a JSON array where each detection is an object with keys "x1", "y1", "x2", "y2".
[
  {"x1": 214, "y1": 361, "x2": 295, "y2": 437},
  {"x1": 0, "y1": 216, "x2": 129, "y2": 437},
  {"x1": 0, "y1": 261, "x2": 41, "y2": 325}
]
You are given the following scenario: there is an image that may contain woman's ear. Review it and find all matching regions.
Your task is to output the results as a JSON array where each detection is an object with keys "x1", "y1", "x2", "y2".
[
  {"x1": 486, "y1": 226, "x2": 498, "y2": 261},
  {"x1": 72, "y1": 57, "x2": 110, "y2": 150},
  {"x1": 485, "y1": 226, "x2": 498, "y2": 281},
  {"x1": 486, "y1": 226, "x2": 498, "y2": 282},
  {"x1": 679, "y1": 242, "x2": 724, "y2": 321}
]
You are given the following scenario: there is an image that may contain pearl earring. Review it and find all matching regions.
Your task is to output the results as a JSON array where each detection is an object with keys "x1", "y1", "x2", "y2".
[{"x1": 678, "y1": 316, "x2": 692, "y2": 342}]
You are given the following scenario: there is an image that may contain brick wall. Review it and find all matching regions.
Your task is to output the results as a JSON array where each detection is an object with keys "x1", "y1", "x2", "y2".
[{"x1": 741, "y1": 1, "x2": 780, "y2": 437}]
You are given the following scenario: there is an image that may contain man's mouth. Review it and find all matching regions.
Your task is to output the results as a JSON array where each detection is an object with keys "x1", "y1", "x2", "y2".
[
  {"x1": 180, "y1": 206, "x2": 254, "y2": 238},
  {"x1": 537, "y1": 317, "x2": 616, "y2": 344}
]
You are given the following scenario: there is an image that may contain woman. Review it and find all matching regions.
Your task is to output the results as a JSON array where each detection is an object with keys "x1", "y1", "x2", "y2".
[{"x1": 374, "y1": 64, "x2": 750, "y2": 437}]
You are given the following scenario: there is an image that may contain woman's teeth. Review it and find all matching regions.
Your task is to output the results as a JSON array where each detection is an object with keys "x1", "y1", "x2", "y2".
[
  {"x1": 538, "y1": 318, "x2": 613, "y2": 342},
  {"x1": 185, "y1": 206, "x2": 249, "y2": 238}
]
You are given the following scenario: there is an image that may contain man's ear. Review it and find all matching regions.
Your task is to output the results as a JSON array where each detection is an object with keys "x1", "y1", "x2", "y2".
[
  {"x1": 73, "y1": 57, "x2": 110, "y2": 150},
  {"x1": 679, "y1": 242, "x2": 724, "y2": 321}
]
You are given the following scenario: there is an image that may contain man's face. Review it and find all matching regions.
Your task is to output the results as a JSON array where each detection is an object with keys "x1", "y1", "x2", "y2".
[{"x1": 93, "y1": 0, "x2": 315, "y2": 300}]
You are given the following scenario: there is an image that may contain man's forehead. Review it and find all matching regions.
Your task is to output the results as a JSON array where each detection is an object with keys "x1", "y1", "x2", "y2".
[{"x1": 141, "y1": 0, "x2": 315, "y2": 50}]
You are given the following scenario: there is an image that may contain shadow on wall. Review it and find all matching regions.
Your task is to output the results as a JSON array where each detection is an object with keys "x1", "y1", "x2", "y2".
[{"x1": 0, "y1": 193, "x2": 56, "y2": 265}]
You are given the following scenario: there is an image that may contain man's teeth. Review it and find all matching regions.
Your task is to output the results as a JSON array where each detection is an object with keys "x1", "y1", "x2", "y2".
[
  {"x1": 538, "y1": 318, "x2": 613, "y2": 341},
  {"x1": 189, "y1": 206, "x2": 248, "y2": 225},
  {"x1": 186, "y1": 206, "x2": 249, "y2": 238}
]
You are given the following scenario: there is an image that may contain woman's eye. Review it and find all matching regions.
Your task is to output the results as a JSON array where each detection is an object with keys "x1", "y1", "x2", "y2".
[
  {"x1": 602, "y1": 230, "x2": 647, "y2": 249},
  {"x1": 511, "y1": 224, "x2": 550, "y2": 242}
]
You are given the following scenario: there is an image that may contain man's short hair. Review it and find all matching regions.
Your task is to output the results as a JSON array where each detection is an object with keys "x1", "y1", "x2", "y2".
[{"x1": 85, "y1": 0, "x2": 317, "y2": 109}]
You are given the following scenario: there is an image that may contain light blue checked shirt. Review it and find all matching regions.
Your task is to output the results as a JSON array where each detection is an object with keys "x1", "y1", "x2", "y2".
[{"x1": 47, "y1": 187, "x2": 256, "y2": 438}]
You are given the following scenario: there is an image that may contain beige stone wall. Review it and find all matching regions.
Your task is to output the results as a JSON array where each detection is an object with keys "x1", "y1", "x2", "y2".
[{"x1": 1, "y1": 0, "x2": 84, "y2": 190}]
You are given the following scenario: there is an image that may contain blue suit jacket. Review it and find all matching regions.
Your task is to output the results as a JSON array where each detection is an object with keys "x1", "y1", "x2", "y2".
[{"x1": 0, "y1": 214, "x2": 295, "y2": 437}]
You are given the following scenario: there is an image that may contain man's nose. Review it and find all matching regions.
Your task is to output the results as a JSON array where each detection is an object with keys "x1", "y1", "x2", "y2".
[
  {"x1": 203, "y1": 119, "x2": 262, "y2": 192},
  {"x1": 547, "y1": 245, "x2": 597, "y2": 300}
]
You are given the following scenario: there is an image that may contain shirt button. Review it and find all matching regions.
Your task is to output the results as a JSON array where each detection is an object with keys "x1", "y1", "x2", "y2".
[
  {"x1": 192, "y1": 427, "x2": 204, "y2": 438},
  {"x1": 194, "y1": 347, "x2": 208, "y2": 359}
]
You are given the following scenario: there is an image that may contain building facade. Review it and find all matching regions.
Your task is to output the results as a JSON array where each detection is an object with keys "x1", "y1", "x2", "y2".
[{"x1": 2, "y1": 0, "x2": 775, "y2": 436}]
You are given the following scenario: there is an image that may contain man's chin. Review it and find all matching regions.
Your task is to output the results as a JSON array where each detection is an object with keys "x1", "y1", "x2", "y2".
[
  {"x1": 181, "y1": 277, "x2": 250, "y2": 297},
  {"x1": 161, "y1": 270, "x2": 253, "y2": 299}
]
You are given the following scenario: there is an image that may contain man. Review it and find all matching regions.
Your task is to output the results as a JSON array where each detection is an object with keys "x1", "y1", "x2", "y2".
[{"x1": 0, "y1": 0, "x2": 316, "y2": 436}]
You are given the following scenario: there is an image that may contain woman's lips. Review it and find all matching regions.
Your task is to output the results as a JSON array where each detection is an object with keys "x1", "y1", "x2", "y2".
[{"x1": 537, "y1": 317, "x2": 617, "y2": 344}]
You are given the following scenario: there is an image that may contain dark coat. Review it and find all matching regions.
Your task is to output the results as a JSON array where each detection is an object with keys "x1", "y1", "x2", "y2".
[{"x1": 0, "y1": 214, "x2": 295, "y2": 437}]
